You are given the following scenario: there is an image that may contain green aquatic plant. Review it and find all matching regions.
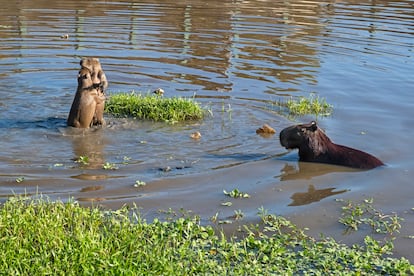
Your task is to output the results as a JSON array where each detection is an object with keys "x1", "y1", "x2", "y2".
[
  {"x1": 223, "y1": 189, "x2": 250, "y2": 198},
  {"x1": 75, "y1": 155, "x2": 89, "y2": 165},
  {"x1": 0, "y1": 197, "x2": 412, "y2": 275},
  {"x1": 102, "y1": 162, "x2": 118, "y2": 170},
  {"x1": 15, "y1": 177, "x2": 25, "y2": 183},
  {"x1": 105, "y1": 92, "x2": 204, "y2": 123},
  {"x1": 338, "y1": 198, "x2": 403, "y2": 235},
  {"x1": 286, "y1": 94, "x2": 332, "y2": 116},
  {"x1": 232, "y1": 209, "x2": 244, "y2": 220},
  {"x1": 134, "y1": 180, "x2": 146, "y2": 187}
]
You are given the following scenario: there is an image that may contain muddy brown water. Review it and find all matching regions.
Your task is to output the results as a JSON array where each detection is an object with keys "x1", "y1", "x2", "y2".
[{"x1": 1, "y1": 0, "x2": 414, "y2": 261}]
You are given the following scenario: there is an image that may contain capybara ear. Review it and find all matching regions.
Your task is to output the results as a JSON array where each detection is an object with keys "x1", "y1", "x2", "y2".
[{"x1": 310, "y1": 121, "x2": 317, "y2": 131}]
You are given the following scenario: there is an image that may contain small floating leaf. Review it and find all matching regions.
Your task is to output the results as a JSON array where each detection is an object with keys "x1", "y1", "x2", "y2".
[
  {"x1": 223, "y1": 189, "x2": 250, "y2": 199},
  {"x1": 75, "y1": 156, "x2": 89, "y2": 165},
  {"x1": 218, "y1": 220, "x2": 233, "y2": 225},
  {"x1": 134, "y1": 180, "x2": 146, "y2": 187},
  {"x1": 103, "y1": 162, "x2": 118, "y2": 170}
]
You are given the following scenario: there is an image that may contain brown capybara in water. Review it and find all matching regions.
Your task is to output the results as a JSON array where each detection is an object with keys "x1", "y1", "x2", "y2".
[
  {"x1": 80, "y1": 58, "x2": 108, "y2": 126},
  {"x1": 279, "y1": 121, "x2": 384, "y2": 169},
  {"x1": 67, "y1": 68, "x2": 106, "y2": 128}
]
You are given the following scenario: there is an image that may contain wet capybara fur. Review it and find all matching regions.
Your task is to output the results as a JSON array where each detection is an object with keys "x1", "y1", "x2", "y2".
[
  {"x1": 67, "y1": 67, "x2": 106, "y2": 128},
  {"x1": 80, "y1": 58, "x2": 108, "y2": 126},
  {"x1": 279, "y1": 121, "x2": 384, "y2": 169}
]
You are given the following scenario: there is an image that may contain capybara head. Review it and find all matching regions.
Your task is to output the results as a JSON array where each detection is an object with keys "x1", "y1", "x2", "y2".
[
  {"x1": 80, "y1": 57, "x2": 104, "y2": 88},
  {"x1": 77, "y1": 67, "x2": 93, "y2": 89},
  {"x1": 280, "y1": 121, "x2": 330, "y2": 155}
]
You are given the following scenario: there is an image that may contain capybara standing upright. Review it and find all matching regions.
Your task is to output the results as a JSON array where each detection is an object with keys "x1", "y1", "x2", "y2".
[
  {"x1": 67, "y1": 68, "x2": 106, "y2": 128},
  {"x1": 279, "y1": 121, "x2": 384, "y2": 169},
  {"x1": 80, "y1": 58, "x2": 108, "y2": 126}
]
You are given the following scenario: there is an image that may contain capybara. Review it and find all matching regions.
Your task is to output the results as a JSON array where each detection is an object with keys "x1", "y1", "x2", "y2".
[
  {"x1": 80, "y1": 58, "x2": 108, "y2": 126},
  {"x1": 67, "y1": 68, "x2": 106, "y2": 128},
  {"x1": 279, "y1": 121, "x2": 384, "y2": 169}
]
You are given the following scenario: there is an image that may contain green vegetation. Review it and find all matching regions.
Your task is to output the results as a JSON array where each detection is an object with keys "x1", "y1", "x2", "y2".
[
  {"x1": 223, "y1": 188, "x2": 250, "y2": 198},
  {"x1": 286, "y1": 94, "x2": 332, "y2": 116},
  {"x1": 134, "y1": 180, "x2": 146, "y2": 187},
  {"x1": 105, "y1": 92, "x2": 204, "y2": 123},
  {"x1": 267, "y1": 93, "x2": 333, "y2": 117},
  {"x1": 15, "y1": 176, "x2": 25, "y2": 183},
  {"x1": 102, "y1": 162, "x2": 118, "y2": 170},
  {"x1": 75, "y1": 155, "x2": 89, "y2": 165},
  {"x1": 338, "y1": 198, "x2": 403, "y2": 235},
  {"x1": 0, "y1": 197, "x2": 412, "y2": 275}
]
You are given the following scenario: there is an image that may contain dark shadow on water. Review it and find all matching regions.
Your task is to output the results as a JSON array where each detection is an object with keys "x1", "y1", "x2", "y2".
[
  {"x1": 288, "y1": 184, "x2": 348, "y2": 206},
  {"x1": 0, "y1": 117, "x2": 67, "y2": 129}
]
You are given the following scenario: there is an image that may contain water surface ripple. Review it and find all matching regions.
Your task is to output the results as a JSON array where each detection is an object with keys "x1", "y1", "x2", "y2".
[{"x1": 0, "y1": 0, "x2": 413, "y2": 261}]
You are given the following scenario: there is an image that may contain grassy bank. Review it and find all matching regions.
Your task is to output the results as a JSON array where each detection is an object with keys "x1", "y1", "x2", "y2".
[
  {"x1": 105, "y1": 92, "x2": 204, "y2": 123},
  {"x1": 0, "y1": 197, "x2": 412, "y2": 275}
]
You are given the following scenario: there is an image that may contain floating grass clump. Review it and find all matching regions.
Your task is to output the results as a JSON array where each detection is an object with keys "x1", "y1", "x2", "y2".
[
  {"x1": 286, "y1": 94, "x2": 332, "y2": 116},
  {"x1": 105, "y1": 92, "x2": 204, "y2": 123},
  {"x1": 0, "y1": 197, "x2": 412, "y2": 275}
]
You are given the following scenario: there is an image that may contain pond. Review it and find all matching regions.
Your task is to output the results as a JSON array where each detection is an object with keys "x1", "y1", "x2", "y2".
[{"x1": 1, "y1": 0, "x2": 413, "y2": 261}]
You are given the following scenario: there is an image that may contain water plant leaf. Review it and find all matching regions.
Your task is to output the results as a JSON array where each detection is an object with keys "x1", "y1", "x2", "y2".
[
  {"x1": 75, "y1": 155, "x2": 89, "y2": 165},
  {"x1": 102, "y1": 162, "x2": 118, "y2": 170},
  {"x1": 134, "y1": 180, "x2": 146, "y2": 187},
  {"x1": 223, "y1": 189, "x2": 250, "y2": 198}
]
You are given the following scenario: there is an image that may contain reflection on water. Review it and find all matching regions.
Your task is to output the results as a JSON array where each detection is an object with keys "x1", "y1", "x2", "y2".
[
  {"x1": 1, "y1": 0, "x2": 412, "y2": 115},
  {"x1": 0, "y1": 0, "x2": 414, "y2": 261},
  {"x1": 80, "y1": 185, "x2": 104, "y2": 192},
  {"x1": 279, "y1": 162, "x2": 357, "y2": 181},
  {"x1": 289, "y1": 184, "x2": 347, "y2": 206},
  {"x1": 66, "y1": 128, "x2": 107, "y2": 170}
]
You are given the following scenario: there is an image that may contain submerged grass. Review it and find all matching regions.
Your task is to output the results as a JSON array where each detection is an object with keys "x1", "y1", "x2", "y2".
[
  {"x1": 0, "y1": 197, "x2": 412, "y2": 275},
  {"x1": 105, "y1": 92, "x2": 204, "y2": 123}
]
